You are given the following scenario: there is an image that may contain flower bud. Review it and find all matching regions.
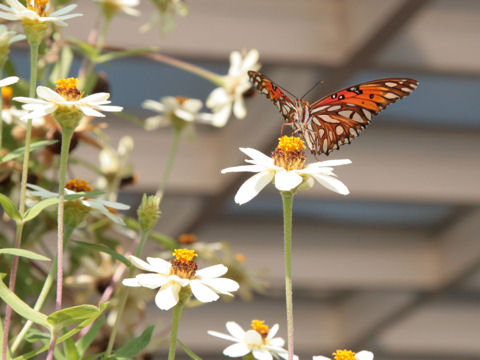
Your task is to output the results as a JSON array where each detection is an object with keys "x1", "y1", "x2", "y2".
[{"x1": 137, "y1": 194, "x2": 161, "y2": 232}]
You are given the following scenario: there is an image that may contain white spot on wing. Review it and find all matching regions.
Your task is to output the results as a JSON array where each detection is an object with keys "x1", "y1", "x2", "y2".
[
  {"x1": 319, "y1": 129, "x2": 325, "y2": 137},
  {"x1": 349, "y1": 128, "x2": 357, "y2": 136},
  {"x1": 335, "y1": 126, "x2": 344, "y2": 135},
  {"x1": 339, "y1": 110, "x2": 352, "y2": 118},
  {"x1": 402, "y1": 87, "x2": 413, "y2": 93},
  {"x1": 352, "y1": 112, "x2": 363, "y2": 123},
  {"x1": 362, "y1": 109, "x2": 372, "y2": 120},
  {"x1": 322, "y1": 138, "x2": 328, "y2": 152},
  {"x1": 385, "y1": 92, "x2": 399, "y2": 99},
  {"x1": 328, "y1": 105, "x2": 341, "y2": 111},
  {"x1": 311, "y1": 105, "x2": 329, "y2": 113},
  {"x1": 319, "y1": 115, "x2": 339, "y2": 123},
  {"x1": 386, "y1": 82, "x2": 397, "y2": 87}
]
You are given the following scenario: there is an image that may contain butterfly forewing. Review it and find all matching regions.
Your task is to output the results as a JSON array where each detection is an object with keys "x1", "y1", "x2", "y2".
[{"x1": 248, "y1": 71, "x2": 418, "y2": 156}]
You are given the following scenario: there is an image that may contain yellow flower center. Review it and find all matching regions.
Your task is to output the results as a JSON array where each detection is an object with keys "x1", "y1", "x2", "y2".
[
  {"x1": 332, "y1": 349, "x2": 357, "y2": 360},
  {"x1": 175, "y1": 96, "x2": 188, "y2": 105},
  {"x1": 27, "y1": 0, "x2": 49, "y2": 17},
  {"x1": 55, "y1": 78, "x2": 82, "y2": 101},
  {"x1": 170, "y1": 249, "x2": 198, "y2": 279},
  {"x1": 251, "y1": 320, "x2": 270, "y2": 340},
  {"x1": 65, "y1": 178, "x2": 93, "y2": 193},
  {"x1": 2, "y1": 87, "x2": 13, "y2": 108},
  {"x1": 178, "y1": 233, "x2": 197, "y2": 244},
  {"x1": 235, "y1": 253, "x2": 246, "y2": 263},
  {"x1": 272, "y1": 136, "x2": 306, "y2": 171}
]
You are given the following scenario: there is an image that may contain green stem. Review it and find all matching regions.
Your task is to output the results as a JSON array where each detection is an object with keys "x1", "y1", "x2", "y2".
[
  {"x1": 46, "y1": 127, "x2": 74, "y2": 360},
  {"x1": 104, "y1": 229, "x2": 150, "y2": 356},
  {"x1": 1, "y1": 41, "x2": 39, "y2": 360},
  {"x1": 281, "y1": 191, "x2": 294, "y2": 360},
  {"x1": 243, "y1": 354, "x2": 256, "y2": 360},
  {"x1": 11, "y1": 226, "x2": 75, "y2": 354},
  {"x1": 145, "y1": 52, "x2": 223, "y2": 86},
  {"x1": 156, "y1": 127, "x2": 181, "y2": 201},
  {"x1": 168, "y1": 302, "x2": 184, "y2": 360}
]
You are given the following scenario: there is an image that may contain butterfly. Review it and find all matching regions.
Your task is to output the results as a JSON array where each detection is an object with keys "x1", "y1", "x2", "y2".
[{"x1": 248, "y1": 71, "x2": 418, "y2": 156}]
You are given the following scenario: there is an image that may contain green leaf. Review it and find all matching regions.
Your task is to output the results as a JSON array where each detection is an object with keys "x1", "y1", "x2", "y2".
[
  {"x1": 112, "y1": 325, "x2": 154, "y2": 358},
  {"x1": 75, "y1": 316, "x2": 105, "y2": 357},
  {"x1": 149, "y1": 232, "x2": 177, "y2": 251},
  {"x1": 72, "y1": 241, "x2": 131, "y2": 267},
  {"x1": 68, "y1": 38, "x2": 98, "y2": 60},
  {"x1": 47, "y1": 304, "x2": 101, "y2": 328},
  {"x1": 177, "y1": 339, "x2": 203, "y2": 360},
  {"x1": 63, "y1": 336, "x2": 79, "y2": 360},
  {"x1": 49, "y1": 45, "x2": 73, "y2": 83},
  {"x1": 0, "y1": 193, "x2": 21, "y2": 222},
  {"x1": 23, "y1": 197, "x2": 59, "y2": 222},
  {"x1": 0, "y1": 140, "x2": 57, "y2": 163},
  {"x1": 15, "y1": 303, "x2": 107, "y2": 360},
  {"x1": 0, "y1": 278, "x2": 50, "y2": 329},
  {"x1": 96, "y1": 47, "x2": 157, "y2": 64},
  {"x1": 0, "y1": 248, "x2": 50, "y2": 262}
]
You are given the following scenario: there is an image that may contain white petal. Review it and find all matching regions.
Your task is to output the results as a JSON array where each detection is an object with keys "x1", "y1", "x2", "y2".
[
  {"x1": 241, "y1": 49, "x2": 260, "y2": 72},
  {"x1": 93, "y1": 104, "x2": 123, "y2": 112},
  {"x1": 50, "y1": 3, "x2": 78, "y2": 16},
  {"x1": 225, "y1": 321, "x2": 245, "y2": 339},
  {"x1": 0, "y1": 76, "x2": 18, "y2": 87},
  {"x1": 221, "y1": 164, "x2": 266, "y2": 174},
  {"x1": 145, "y1": 257, "x2": 171, "y2": 274},
  {"x1": 355, "y1": 351, "x2": 374, "y2": 360},
  {"x1": 268, "y1": 337, "x2": 284, "y2": 347},
  {"x1": 223, "y1": 343, "x2": 250, "y2": 357},
  {"x1": 135, "y1": 273, "x2": 168, "y2": 289},
  {"x1": 128, "y1": 255, "x2": 158, "y2": 272},
  {"x1": 312, "y1": 357, "x2": 331, "y2": 360},
  {"x1": 77, "y1": 105, "x2": 105, "y2": 117},
  {"x1": 195, "y1": 264, "x2": 228, "y2": 279},
  {"x1": 81, "y1": 92, "x2": 110, "y2": 103},
  {"x1": 311, "y1": 174, "x2": 350, "y2": 195},
  {"x1": 228, "y1": 51, "x2": 242, "y2": 76},
  {"x1": 266, "y1": 324, "x2": 279, "y2": 340},
  {"x1": 142, "y1": 99, "x2": 165, "y2": 113},
  {"x1": 174, "y1": 108, "x2": 195, "y2": 122},
  {"x1": 99, "y1": 199, "x2": 130, "y2": 210},
  {"x1": 244, "y1": 330, "x2": 263, "y2": 345},
  {"x1": 206, "y1": 87, "x2": 230, "y2": 108},
  {"x1": 155, "y1": 282, "x2": 181, "y2": 310},
  {"x1": 201, "y1": 278, "x2": 239, "y2": 294},
  {"x1": 252, "y1": 349, "x2": 273, "y2": 360},
  {"x1": 189, "y1": 279, "x2": 220, "y2": 303},
  {"x1": 310, "y1": 159, "x2": 352, "y2": 167},
  {"x1": 145, "y1": 115, "x2": 169, "y2": 130},
  {"x1": 209, "y1": 104, "x2": 231, "y2": 127},
  {"x1": 14, "y1": 96, "x2": 49, "y2": 105},
  {"x1": 233, "y1": 97, "x2": 246, "y2": 119},
  {"x1": 274, "y1": 170, "x2": 303, "y2": 191},
  {"x1": 207, "y1": 330, "x2": 239, "y2": 343},
  {"x1": 239, "y1": 147, "x2": 274, "y2": 167},
  {"x1": 37, "y1": 86, "x2": 65, "y2": 102},
  {"x1": 121, "y1": 278, "x2": 140, "y2": 287},
  {"x1": 234, "y1": 171, "x2": 274, "y2": 205},
  {"x1": 182, "y1": 98, "x2": 203, "y2": 113}
]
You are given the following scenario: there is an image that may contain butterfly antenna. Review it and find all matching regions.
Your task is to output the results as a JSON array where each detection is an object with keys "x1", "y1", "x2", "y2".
[
  {"x1": 301, "y1": 80, "x2": 324, "y2": 99},
  {"x1": 265, "y1": 76, "x2": 298, "y2": 99}
]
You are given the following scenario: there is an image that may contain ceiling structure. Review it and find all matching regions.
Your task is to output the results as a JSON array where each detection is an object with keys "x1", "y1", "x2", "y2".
[{"x1": 12, "y1": 0, "x2": 479, "y2": 359}]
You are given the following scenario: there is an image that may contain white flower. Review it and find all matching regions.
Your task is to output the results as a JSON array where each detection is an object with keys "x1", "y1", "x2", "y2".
[
  {"x1": 0, "y1": 76, "x2": 19, "y2": 88},
  {"x1": 0, "y1": 0, "x2": 82, "y2": 26},
  {"x1": 95, "y1": 0, "x2": 140, "y2": 17},
  {"x1": 221, "y1": 140, "x2": 351, "y2": 205},
  {"x1": 206, "y1": 49, "x2": 260, "y2": 127},
  {"x1": 0, "y1": 24, "x2": 25, "y2": 46},
  {"x1": 142, "y1": 96, "x2": 217, "y2": 130},
  {"x1": 313, "y1": 350, "x2": 374, "y2": 360},
  {"x1": 208, "y1": 320, "x2": 297, "y2": 360},
  {"x1": 14, "y1": 81, "x2": 123, "y2": 120},
  {"x1": 122, "y1": 249, "x2": 239, "y2": 310},
  {"x1": 26, "y1": 182, "x2": 130, "y2": 225}
]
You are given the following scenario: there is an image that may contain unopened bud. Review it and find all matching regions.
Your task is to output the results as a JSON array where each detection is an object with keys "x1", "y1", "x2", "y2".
[{"x1": 137, "y1": 194, "x2": 161, "y2": 232}]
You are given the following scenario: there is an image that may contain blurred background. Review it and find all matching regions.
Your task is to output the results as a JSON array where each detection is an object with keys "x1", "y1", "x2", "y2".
[{"x1": 10, "y1": 0, "x2": 480, "y2": 359}]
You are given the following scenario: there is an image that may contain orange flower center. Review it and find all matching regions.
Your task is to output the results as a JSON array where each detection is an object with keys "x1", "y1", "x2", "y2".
[
  {"x1": 175, "y1": 96, "x2": 188, "y2": 105},
  {"x1": 170, "y1": 249, "x2": 198, "y2": 279},
  {"x1": 27, "y1": 0, "x2": 49, "y2": 17},
  {"x1": 272, "y1": 136, "x2": 306, "y2": 171},
  {"x1": 251, "y1": 320, "x2": 270, "y2": 340},
  {"x1": 55, "y1": 78, "x2": 82, "y2": 101},
  {"x1": 332, "y1": 349, "x2": 357, "y2": 360},
  {"x1": 65, "y1": 178, "x2": 93, "y2": 193}
]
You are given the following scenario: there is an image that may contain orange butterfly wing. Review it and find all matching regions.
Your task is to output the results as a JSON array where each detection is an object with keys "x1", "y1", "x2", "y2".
[{"x1": 305, "y1": 78, "x2": 419, "y2": 155}]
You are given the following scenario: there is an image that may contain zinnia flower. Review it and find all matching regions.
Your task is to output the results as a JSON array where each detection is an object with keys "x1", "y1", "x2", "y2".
[
  {"x1": 313, "y1": 349, "x2": 374, "y2": 360},
  {"x1": 206, "y1": 49, "x2": 260, "y2": 127},
  {"x1": 208, "y1": 320, "x2": 297, "y2": 360},
  {"x1": 221, "y1": 136, "x2": 351, "y2": 205},
  {"x1": 14, "y1": 78, "x2": 123, "y2": 120},
  {"x1": 0, "y1": 0, "x2": 82, "y2": 26},
  {"x1": 122, "y1": 249, "x2": 239, "y2": 310}
]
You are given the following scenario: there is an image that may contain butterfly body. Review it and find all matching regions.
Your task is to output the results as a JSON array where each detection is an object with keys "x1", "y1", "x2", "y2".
[{"x1": 248, "y1": 71, "x2": 418, "y2": 156}]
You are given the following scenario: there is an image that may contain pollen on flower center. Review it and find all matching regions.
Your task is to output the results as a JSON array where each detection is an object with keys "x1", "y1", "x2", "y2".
[
  {"x1": 332, "y1": 349, "x2": 357, "y2": 360},
  {"x1": 27, "y1": 0, "x2": 49, "y2": 17},
  {"x1": 2, "y1": 87, "x2": 13, "y2": 108},
  {"x1": 170, "y1": 249, "x2": 198, "y2": 279},
  {"x1": 272, "y1": 135, "x2": 306, "y2": 171},
  {"x1": 65, "y1": 178, "x2": 93, "y2": 193},
  {"x1": 55, "y1": 78, "x2": 82, "y2": 101},
  {"x1": 175, "y1": 96, "x2": 188, "y2": 105},
  {"x1": 251, "y1": 320, "x2": 270, "y2": 340}
]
